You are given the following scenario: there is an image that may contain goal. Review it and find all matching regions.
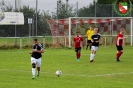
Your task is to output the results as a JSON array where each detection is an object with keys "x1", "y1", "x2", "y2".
[
  {"x1": 47, "y1": 17, "x2": 133, "y2": 48},
  {"x1": 68, "y1": 17, "x2": 133, "y2": 48}
]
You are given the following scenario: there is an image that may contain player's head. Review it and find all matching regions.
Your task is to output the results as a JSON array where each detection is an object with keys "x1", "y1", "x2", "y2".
[
  {"x1": 120, "y1": 28, "x2": 125, "y2": 34},
  {"x1": 90, "y1": 26, "x2": 92, "y2": 30},
  {"x1": 94, "y1": 28, "x2": 98, "y2": 34},
  {"x1": 76, "y1": 32, "x2": 80, "y2": 37},
  {"x1": 33, "y1": 38, "x2": 38, "y2": 45}
]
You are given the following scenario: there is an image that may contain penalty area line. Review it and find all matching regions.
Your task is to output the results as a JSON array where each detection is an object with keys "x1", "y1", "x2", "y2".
[{"x1": 0, "y1": 69, "x2": 133, "y2": 78}]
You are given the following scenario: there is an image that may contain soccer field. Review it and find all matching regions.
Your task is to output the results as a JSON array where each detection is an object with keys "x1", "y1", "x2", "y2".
[{"x1": 0, "y1": 46, "x2": 133, "y2": 88}]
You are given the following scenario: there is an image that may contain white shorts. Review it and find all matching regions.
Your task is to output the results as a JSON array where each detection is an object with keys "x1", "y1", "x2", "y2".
[
  {"x1": 31, "y1": 57, "x2": 41, "y2": 67},
  {"x1": 91, "y1": 46, "x2": 98, "y2": 51}
]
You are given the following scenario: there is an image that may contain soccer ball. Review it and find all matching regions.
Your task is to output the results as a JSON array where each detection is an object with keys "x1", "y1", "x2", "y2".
[{"x1": 55, "y1": 70, "x2": 62, "y2": 77}]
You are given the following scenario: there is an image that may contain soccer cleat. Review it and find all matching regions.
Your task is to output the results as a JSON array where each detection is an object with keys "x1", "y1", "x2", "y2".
[
  {"x1": 32, "y1": 76, "x2": 36, "y2": 79},
  {"x1": 36, "y1": 73, "x2": 39, "y2": 77},
  {"x1": 116, "y1": 58, "x2": 120, "y2": 62},
  {"x1": 90, "y1": 60, "x2": 94, "y2": 63},
  {"x1": 77, "y1": 58, "x2": 80, "y2": 61}
]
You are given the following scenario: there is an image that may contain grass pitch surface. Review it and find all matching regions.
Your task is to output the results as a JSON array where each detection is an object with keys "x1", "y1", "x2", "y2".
[{"x1": 0, "y1": 46, "x2": 133, "y2": 88}]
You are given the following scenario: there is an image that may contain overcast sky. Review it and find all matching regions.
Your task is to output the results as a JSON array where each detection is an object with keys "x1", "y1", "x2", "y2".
[{"x1": 1, "y1": 0, "x2": 94, "y2": 13}]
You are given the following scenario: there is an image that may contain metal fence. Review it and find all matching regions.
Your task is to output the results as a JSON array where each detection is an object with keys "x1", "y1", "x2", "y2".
[
  {"x1": 0, "y1": 1, "x2": 133, "y2": 48},
  {"x1": 0, "y1": 35, "x2": 131, "y2": 49}
]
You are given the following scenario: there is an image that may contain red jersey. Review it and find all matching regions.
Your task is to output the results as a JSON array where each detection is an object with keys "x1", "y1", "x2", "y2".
[
  {"x1": 73, "y1": 36, "x2": 83, "y2": 48},
  {"x1": 116, "y1": 33, "x2": 123, "y2": 46}
]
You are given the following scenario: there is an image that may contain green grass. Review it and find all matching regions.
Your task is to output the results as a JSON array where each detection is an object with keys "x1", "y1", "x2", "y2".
[{"x1": 0, "y1": 46, "x2": 133, "y2": 88}]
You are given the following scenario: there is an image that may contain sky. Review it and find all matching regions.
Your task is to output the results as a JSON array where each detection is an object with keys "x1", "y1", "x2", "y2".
[{"x1": 0, "y1": 0, "x2": 94, "y2": 13}]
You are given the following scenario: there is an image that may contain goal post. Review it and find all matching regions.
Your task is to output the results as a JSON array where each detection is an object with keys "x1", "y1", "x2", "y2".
[{"x1": 68, "y1": 17, "x2": 133, "y2": 48}]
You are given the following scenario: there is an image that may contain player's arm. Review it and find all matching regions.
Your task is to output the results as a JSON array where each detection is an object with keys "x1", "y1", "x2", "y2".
[
  {"x1": 29, "y1": 49, "x2": 39, "y2": 54},
  {"x1": 118, "y1": 33, "x2": 128, "y2": 40},
  {"x1": 86, "y1": 30, "x2": 88, "y2": 36},
  {"x1": 91, "y1": 39, "x2": 94, "y2": 43},
  {"x1": 91, "y1": 35, "x2": 94, "y2": 42},
  {"x1": 73, "y1": 38, "x2": 75, "y2": 48},
  {"x1": 29, "y1": 45, "x2": 35, "y2": 54},
  {"x1": 36, "y1": 45, "x2": 44, "y2": 53},
  {"x1": 29, "y1": 51, "x2": 33, "y2": 54},
  {"x1": 81, "y1": 37, "x2": 84, "y2": 45},
  {"x1": 86, "y1": 31, "x2": 89, "y2": 38},
  {"x1": 119, "y1": 36, "x2": 128, "y2": 39},
  {"x1": 95, "y1": 35, "x2": 101, "y2": 43},
  {"x1": 36, "y1": 49, "x2": 44, "y2": 53},
  {"x1": 73, "y1": 42, "x2": 75, "y2": 48}
]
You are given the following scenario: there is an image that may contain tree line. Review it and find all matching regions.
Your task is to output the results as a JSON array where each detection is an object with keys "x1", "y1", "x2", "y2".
[{"x1": 0, "y1": 0, "x2": 133, "y2": 37}]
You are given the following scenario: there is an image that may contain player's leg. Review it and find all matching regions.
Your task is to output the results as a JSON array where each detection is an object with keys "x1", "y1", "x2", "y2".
[
  {"x1": 86, "y1": 40, "x2": 91, "y2": 50},
  {"x1": 90, "y1": 46, "x2": 95, "y2": 62},
  {"x1": 89, "y1": 42, "x2": 92, "y2": 50},
  {"x1": 75, "y1": 48, "x2": 78, "y2": 60},
  {"x1": 86, "y1": 40, "x2": 89, "y2": 50},
  {"x1": 77, "y1": 47, "x2": 81, "y2": 61},
  {"x1": 116, "y1": 46, "x2": 123, "y2": 61},
  {"x1": 92, "y1": 47, "x2": 98, "y2": 60},
  {"x1": 36, "y1": 58, "x2": 41, "y2": 76},
  {"x1": 31, "y1": 57, "x2": 36, "y2": 79},
  {"x1": 90, "y1": 46, "x2": 98, "y2": 62}
]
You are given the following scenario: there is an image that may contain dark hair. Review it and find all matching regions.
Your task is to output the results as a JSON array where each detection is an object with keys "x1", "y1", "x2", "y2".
[
  {"x1": 34, "y1": 39, "x2": 38, "y2": 41},
  {"x1": 120, "y1": 28, "x2": 125, "y2": 31}
]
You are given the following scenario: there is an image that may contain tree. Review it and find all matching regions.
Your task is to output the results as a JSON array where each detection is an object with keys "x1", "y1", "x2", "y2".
[
  {"x1": 97, "y1": 0, "x2": 116, "y2": 4},
  {"x1": 19, "y1": 5, "x2": 36, "y2": 37},
  {"x1": 0, "y1": 0, "x2": 13, "y2": 12},
  {"x1": 78, "y1": 2, "x2": 95, "y2": 17},
  {"x1": 39, "y1": 10, "x2": 52, "y2": 36},
  {"x1": 0, "y1": 0, "x2": 52, "y2": 37},
  {"x1": 78, "y1": 0, "x2": 125, "y2": 17},
  {"x1": 19, "y1": 6, "x2": 52, "y2": 37},
  {"x1": 51, "y1": 0, "x2": 76, "y2": 19}
]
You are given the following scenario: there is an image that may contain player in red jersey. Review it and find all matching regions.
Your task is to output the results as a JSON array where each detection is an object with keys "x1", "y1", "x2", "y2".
[
  {"x1": 116, "y1": 28, "x2": 128, "y2": 62},
  {"x1": 73, "y1": 32, "x2": 83, "y2": 61}
]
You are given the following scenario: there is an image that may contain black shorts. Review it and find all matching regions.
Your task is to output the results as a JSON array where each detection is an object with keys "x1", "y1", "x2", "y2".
[
  {"x1": 87, "y1": 40, "x2": 92, "y2": 43},
  {"x1": 75, "y1": 47, "x2": 81, "y2": 52},
  {"x1": 116, "y1": 45, "x2": 123, "y2": 51}
]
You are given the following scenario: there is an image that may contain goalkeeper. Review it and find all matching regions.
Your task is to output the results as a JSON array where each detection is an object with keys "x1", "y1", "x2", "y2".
[{"x1": 86, "y1": 26, "x2": 94, "y2": 50}]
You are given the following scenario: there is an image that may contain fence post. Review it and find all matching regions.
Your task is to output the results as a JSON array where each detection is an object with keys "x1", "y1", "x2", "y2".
[
  {"x1": 65, "y1": 37, "x2": 66, "y2": 47},
  {"x1": 43, "y1": 37, "x2": 45, "y2": 48},
  {"x1": 20, "y1": 37, "x2": 22, "y2": 49},
  {"x1": 105, "y1": 35, "x2": 107, "y2": 46}
]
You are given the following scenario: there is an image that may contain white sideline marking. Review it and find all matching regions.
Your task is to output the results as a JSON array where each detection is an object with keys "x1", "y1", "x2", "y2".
[{"x1": 0, "y1": 69, "x2": 133, "y2": 78}]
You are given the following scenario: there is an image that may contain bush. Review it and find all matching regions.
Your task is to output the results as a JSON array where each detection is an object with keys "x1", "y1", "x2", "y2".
[
  {"x1": 23, "y1": 44, "x2": 32, "y2": 49},
  {"x1": 0, "y1": 44, "x2": 19, "y2": 50}
]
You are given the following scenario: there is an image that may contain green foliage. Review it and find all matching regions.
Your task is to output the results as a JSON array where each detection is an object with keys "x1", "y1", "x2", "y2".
[
  {"x1": 0, "y1": 44, "x2": 19, "y2": 50},
  {"x1": 0, "y1": 0, "x2": 51, "y2": 37},
  {"x1": 51, "y1": 0, "x2": 76, "y2": 19},
  {"x1": 0, "y1": 46, "x2": 133, "y2": 88},
  {"x1": 78, "y1": 0, "x2": 121, "y2": 17},
  {"x1": 0, "y1": 0, "x2": 13, "y2": 11},
  {"x1": 97, "y1": 0, "x2": 116, "y2": 4},
  {"x1": 78, "y1": 3, "x2": 95, "y2": 17},
  {"x1": 39, "y1": 10, "x2": 51, "y2": 36}
]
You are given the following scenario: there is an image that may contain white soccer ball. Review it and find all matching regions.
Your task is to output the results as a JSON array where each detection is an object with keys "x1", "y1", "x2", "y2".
[{"x1": 55, "y1": 70, "x2": 62, "y2": 77}]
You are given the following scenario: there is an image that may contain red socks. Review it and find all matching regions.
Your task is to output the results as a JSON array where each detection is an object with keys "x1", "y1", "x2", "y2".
[
  {"x1": 76, "y1": 53, "x2": 81, "y2": 58},
  {"x1": 116, "y1": 52, "x2": 123, "y2": 59}
]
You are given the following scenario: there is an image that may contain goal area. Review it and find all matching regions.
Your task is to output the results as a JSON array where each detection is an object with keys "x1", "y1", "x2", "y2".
[{"x1": 47, "y1": 17, "x2": 133, "y2": 48}]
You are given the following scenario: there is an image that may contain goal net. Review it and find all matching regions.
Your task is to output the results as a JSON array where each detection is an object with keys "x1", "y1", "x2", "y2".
[{"x1": 46, "y1": 17, "x2": 133, "y2": 48}]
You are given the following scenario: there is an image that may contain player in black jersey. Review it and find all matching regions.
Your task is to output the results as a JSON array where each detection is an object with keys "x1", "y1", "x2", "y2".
[
  {"x1": 90, "y1": 28, "x2": 101, "y2": 62},
  {"x1": 29, "y1": 39, "x2": 44, "y2": 79}
]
